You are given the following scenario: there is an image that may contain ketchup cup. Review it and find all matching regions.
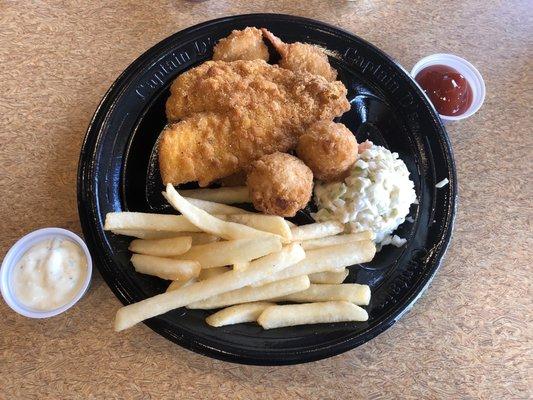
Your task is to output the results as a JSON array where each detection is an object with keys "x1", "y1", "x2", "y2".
[{"x1": 411, "y1": 53, "x2": 485, "y2": 123}]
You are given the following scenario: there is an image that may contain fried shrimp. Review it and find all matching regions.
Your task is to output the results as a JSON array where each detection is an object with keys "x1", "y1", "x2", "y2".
[
  {"x1": 262, "y1": 28, "x2": 337, "y2": 81},
  {"x1": 213, "y1": 27, "x2": 269, "y2": 62}
]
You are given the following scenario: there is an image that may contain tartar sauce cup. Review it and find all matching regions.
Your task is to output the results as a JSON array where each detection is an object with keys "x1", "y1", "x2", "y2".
[
  {"x1": 0, "y1": 228, "x2": 93, "y2": 318},
  {"x1": 411, "y1": 53, "x2": 486, "y2": 123}
]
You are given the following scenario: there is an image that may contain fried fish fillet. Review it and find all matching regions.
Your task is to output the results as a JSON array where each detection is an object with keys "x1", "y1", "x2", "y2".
[
  {"x1": 212, "y1": 28, "x2": 270, "y2": 183},
  {"x1": 213, "y1": 27, "x2": 269, "y2": 62},
  {"x1": 262, "y1": 29, "x2": 337, "y2": 81},
  {"x1": 160, "y1": 60, "x2": 350, "y2": 186},
  {"x1": 165, "y1": 60, "x2": 347, "y2": 122}
]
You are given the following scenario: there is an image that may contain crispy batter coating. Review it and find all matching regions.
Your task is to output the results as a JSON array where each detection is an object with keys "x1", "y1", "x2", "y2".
[
  {"x1": 165, "y1": 60, "x2": 348, "y2": 122},
  {"x1": 159, "y1": 113, "x2": 239, "y2": 187},
  {"x1": 213, "y1": 27, "x2": 269, "y2": 62},
  {"x1": 160, "y1": 60, "x2": 350, "y2": 186},
  {"x1": 262, "y1": 29, "x2": 337, "y2": 81},
  {"x1": 247, "y1": 153, "x2": 313, "y2": 217},
  {"x1": 296, "y1": 121, "x2": 358, "y2": 182}
]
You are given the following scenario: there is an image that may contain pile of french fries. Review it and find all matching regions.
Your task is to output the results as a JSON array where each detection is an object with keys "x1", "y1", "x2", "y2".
[{"x1": 105, "y1": 184, "x2": 376, "y2": 332}]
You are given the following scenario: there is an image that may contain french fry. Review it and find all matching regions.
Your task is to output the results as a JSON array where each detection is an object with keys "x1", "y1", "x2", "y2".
[
  {"x1": 163, "y1": 184, "x2": 277, "y2": 240},
  {"x1": 104, "y1": 212, "x2": 201, "y2": 233},
  {"x1": 180, "y1": 186, "x2": 251, "y2": 204},
  {"x1": 166, "y1": 278, "x2": 197, "y2": 292},
  {"x1": 131, "y1": 254, "x2": 201, "y2": 281},
  {"x1": 300, "y1": 232, "x2": 373, "y2": 250},
  {"x1": 285, "y1": 220, "x2": 297, "y2": 228},
  {"x1": 222, "y1": 214, "x2": 292, "y2": 242},
  {"x1": 186, "y1": 198, "x2": 252, "y2": 215},
  {"x1": 114, "y1": 244, "x2": 305, "y2": 331},
  {"x1": 257, "y1": 301, "x2": 368, "y2": 329},
  {"x1": 232, "y1": 262, "x2": 249, "y2": 271},
  {"x1": 273, "y1": 283, "x2": 370, "y2": 305},
  {"x1": 290, "y1": 221, "x2": 344, "y2": 242},
  {"x1": 174, "y1": 237, "x2": 282, "y2": 268},
  {"x1": 112, "y1": 230, "x2": 183, "y2": 239},
  {"x1": 186, "y1": 233, "x2": 220, "y2": 245},
  {"x1": 112, "y1": 230, "x2": 219, "y2": 244},
  {"x1": 308, "y1": 269, "x2": 349, "y2": 284},
  {"x1": 198, "y1": 266, "x2": 231, "y2": 280},
  {"x1": 205, "y1": 302, "x2": 274, "y2": 327},
  {"x1": 128, "y1": 236, "x2": 192, "y2": 257},
  {"x1": 254, "y1": 241, "x2": 375, "y2": 286},
  {"x1": 188, "y1": 276, "x2": 310, "y2": 309},
  {"x1": 172, "y1": 199, "x2": 290, "y2": 239}
]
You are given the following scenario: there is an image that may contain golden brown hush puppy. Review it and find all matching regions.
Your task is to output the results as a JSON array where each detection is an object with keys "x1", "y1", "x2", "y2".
[
  {"x1": 247, "y1": 152, "x2": 313, "y2": 217},
  {"x1": 296, "y1": 121, "x2": 358, "y2": 182}
]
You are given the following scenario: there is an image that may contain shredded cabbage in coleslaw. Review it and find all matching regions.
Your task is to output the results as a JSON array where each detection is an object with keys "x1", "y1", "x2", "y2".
[{"x1": 313, "y1": 143, "x2": 417, "y2": 249}]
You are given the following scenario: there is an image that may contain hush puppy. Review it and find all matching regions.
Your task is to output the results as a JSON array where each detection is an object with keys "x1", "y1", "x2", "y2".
[
  {"x1": 247, "y1": 152, "x2": 313, "y2": 217},
  {"x1": 296, "y1": 121, "x2": 358, "y2": 182}
]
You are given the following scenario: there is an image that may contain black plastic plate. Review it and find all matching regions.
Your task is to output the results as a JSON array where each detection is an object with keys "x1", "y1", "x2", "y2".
[{"x1": 77, "y1": 14, "x2": 456, "y2": 365}]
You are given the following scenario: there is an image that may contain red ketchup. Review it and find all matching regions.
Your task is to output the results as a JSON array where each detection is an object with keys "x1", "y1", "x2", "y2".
[{"x1": 415, "y1": 65, "x2": 473, "y2": 116}]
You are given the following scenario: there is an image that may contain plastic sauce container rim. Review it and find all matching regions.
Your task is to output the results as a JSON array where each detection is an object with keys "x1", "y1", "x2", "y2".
[
  {"x1": 0, "y1": 228, "x2": 93, "y2": 318},
  {"x1": 411, "y1": 53, "x2": 486, "y2": 122}
]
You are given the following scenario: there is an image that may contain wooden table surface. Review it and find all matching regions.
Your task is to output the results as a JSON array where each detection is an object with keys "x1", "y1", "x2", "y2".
[{"x1": 1, "y1": 1, "x2": 531, "y2": 399}]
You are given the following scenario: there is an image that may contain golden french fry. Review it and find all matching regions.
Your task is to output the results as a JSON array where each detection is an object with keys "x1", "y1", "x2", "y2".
[
  {"x1": 114, "y1": 244, "x2": 305, "y2": 331},
  {"x1": 112, "y1": 230, "x2": 219, "y2": 244},
  {"x1": 254, "y1": 241, "x2": 375, "y2": 286},
  {"x1": 174, "y1": 237, "x2": 282, "y2": 268},
  {"x1": 188, "y1": 275, "x2": 310, "y2": 309},
  {"x1": 222, "y1": 214, "x2": 292, "y2": 242},
  {"x1": 131, "y1": 254, "x2": 201, "y2": 281},
  {"x1": 232, "y1": 262, "x2": 249, "y2": 271},
  {"x1": 285, "y1": 220, "x2": 297, "y2": 228},
  {"x1": 273, "y1": 283, "x2": 370, "y2": 305},
  {"x1": 112, "y1": 230, "x2": 182, "y2": 239},
  {"x1": 290, "y1": 221, "x2": 345, "y2": 242},
  {"x1": 128, "y1": 236, "x2": 192, "y2": 257},
  {"x1": 198, "y1": 266, "x2": 231, "y2": 280},
  {"x1": 166, "y1": 278, "x2": 197, "y2": 292},
  {"x1": 300, "y1": 232, "x2": 373, "y2": 250},
  {"x1": 257, "y1": 301, "x2": 368, "y2": 329},
  {"x1": 105, "y1": 212, "x2": 201, "y2": 232},
  {"x1": 186, "y1": 198, "x2": 252, "y2": 215},
  {"x1": 163, "y1": 184, "x2": 277, "y2": 240},
  {"x1": 308, "y1": 269, "x2": 349, "y2": 284},
  {"x1": 205, "y1": 302, "x2": 275, "y2": 327},
  {"x1": 180, "y1": 186, "x2": 251, "y2": 204},
  {"x1": 186, "y1": 233, "x2": 220, "y2": 245}
]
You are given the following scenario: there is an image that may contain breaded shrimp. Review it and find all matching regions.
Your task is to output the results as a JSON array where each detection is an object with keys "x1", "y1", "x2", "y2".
[
  {"x1": 262, "y1": 28, "x2": 337, "y2": 81},
  {"x1": 213, "y1": 27, "x2": 269, "y2": 62}
]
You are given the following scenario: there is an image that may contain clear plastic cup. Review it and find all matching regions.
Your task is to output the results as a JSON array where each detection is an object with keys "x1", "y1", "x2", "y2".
[
  {"x1": 0, "y1": 228, "x2": 93, "y2": 318},
  {"x1": 411, "y1": 53, "x2": 485, "y2": 122}
]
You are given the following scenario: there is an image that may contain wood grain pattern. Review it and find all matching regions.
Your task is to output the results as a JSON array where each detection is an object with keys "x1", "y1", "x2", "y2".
[{"x1": 0, "y1": 1, "x2": 531, "y2": 399}]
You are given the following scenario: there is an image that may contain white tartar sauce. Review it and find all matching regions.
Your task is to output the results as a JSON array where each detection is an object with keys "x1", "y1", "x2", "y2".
[{"x1": 11, "y1": 237, "x2": 87, "y2": 310}]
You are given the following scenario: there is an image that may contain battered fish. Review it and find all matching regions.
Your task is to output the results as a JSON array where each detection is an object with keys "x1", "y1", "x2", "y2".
[
  {"x1": 212, "y1": 27, "x2": 270, "y2": 182},
  {"x1": 160, "y1": 60, "x2": 350, "y2": 186},
  {"x1": 165, "y1": 60, "x2": 347, "y2": 122},
  {"x1": 262, "y1": 29, "x2": 337, "y2": 81},
  {"x1": 213, "y1": 27, "x2": 269, "y2": 62}
]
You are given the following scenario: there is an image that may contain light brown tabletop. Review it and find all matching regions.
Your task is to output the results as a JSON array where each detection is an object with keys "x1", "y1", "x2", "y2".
[{"x1": 1, "y1": 1, "x2": 531, "y2": 399}]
